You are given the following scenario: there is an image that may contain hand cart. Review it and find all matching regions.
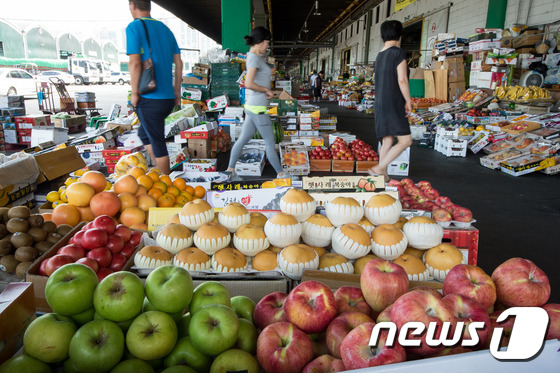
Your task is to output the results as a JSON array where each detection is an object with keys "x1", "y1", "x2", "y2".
[{"x1": 37, "y1": 77, "x2": 102, "y2": 118}]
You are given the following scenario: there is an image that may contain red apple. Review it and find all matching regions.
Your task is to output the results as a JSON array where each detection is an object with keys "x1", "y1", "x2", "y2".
[
  {"x1": 253, "y1": 291, "x2": 289, "y2": 330},
  {"x1": 417, "y1": 181, "x2": 431, "y2": 189},
  {"x1": 105, "y1": 234, "x2": 124, "y2": 254},
  {"x1": 491, "y1": 258, "x2": 551, "y2": 307},
  {"x1": 409, "y1": 286, "x2": 443, "y2": 299},
  {"x1": 69, "y1": 230, "x2": 85, "y2": 246},
  {"x1": 485, "y1": 310, "x2": 515, "y2": 349},
  {"x1": 86, "y1": 247, "x2": 112, "y2": 268},
  {"x1": 360, "y1": 259, "x2": 409, "y2": 313},
  {"x1": 443, "y1": 264, "x2": 496, "y2": 310},
  {"x1": 401, "y1": 178, "x2": 414, "y2": 187},
  {"x1": 57, "y1": 244, "x2": 85, "y2": 262},
  {"x1": 284, "y1": 281, "x2": 338, "y2": 334},
  {"x1": 542, "y1": 303, "x2": 560, "y2": 340},
  {"x1": 120, "y1": 243, "x2": 136, "y2": 258},
  {"x1": 44, "y1": 255, "x2": 74, "y2": 276},
  {"x1": 435, "y1": 196, "x2": 451, "y2": 206},
  {"x1": 302, "y1": 355, "x2": 345, "y2": 373},
  {"x1": 387, "y1": 180, "x2": 402, "y2": 188},
  {"x1": 334, "y1": 286, "x2": 373, "y2": 316},
  {"x1": 433, "y1": 346, "x2": 473, "y2": 356},
  {"x1": 108, "y1": 253, "x2": 128, "y2": 272},
  {"x1": 432, "y1": 208, "x2": 452, "y2": 222},
  {"x1": 452, "y1": 207, "x2": 473, "y2": 222},
  {"x1": 390, "y1": 290, "x2": 458, "y2": 356},
  {"x1": 81, "y1": 228, "x2": 108, "y2": 250},
  {"x1": 376, "y1": 304, "x2": 393, "y2": 323},
  {"x1": 92, "y1": 215, "x2": 117, "y2": 234},
  {"x1": 326, "y1": 312, "x2": 373, "y2": 358},
  {"x1": 81, "y1": 222, "x2": 94, "y2": 231},
  {"x1": 76, "y1": 257, "x2": 99, "y2": 273},
  {"x1": 308, "y1": 332, "x2": 329, "y2": 358},
  {"x1": 339, "y1": 322, "x2": 406, "y2": 369},
  {"x1": 113, "y1": 224, "x2": 131, "y2": 242},
  {"x1": 39, "y1": 259, "x2": 49, "y2": 276},
  {"x1": 423, "y1": 187, "x2": 440, "y2": 200},
  {"x1": 257, "y1": 322, "x2": 314, "y2": 373},
  {"x1": 128, "y1": 230, "x2": 143, "y2": 247},
  {"x1": 443, "y1": 293, "x2": 491, "y2": 348},
  {"x1": 96, "y1": 267, "x2": 114, "y2": 282}
]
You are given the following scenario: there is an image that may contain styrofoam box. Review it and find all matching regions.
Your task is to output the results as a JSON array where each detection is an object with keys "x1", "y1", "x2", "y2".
[
  {"x1": 441, "y1": 138, "x2": 468, "y2": 157},
  {"x1": 31, "y1": 127, "x2": 68, "y2": 147},
  {"x1": 410, "y1": 125, "x2": 425, "y2": 140}
]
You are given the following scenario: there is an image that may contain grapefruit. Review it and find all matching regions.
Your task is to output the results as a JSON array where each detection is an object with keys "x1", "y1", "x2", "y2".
[
  {"x1": 113, "y1": 175, "x2": 139, "y2": 195},
  {"x1": 90, "y1": 191, "x2": 121, "y2": 217},
  {"x1": 80, "y1": 171, "x2": 107, "y2": 194},
  {"x1": 52, "y1": 204, "x2": 81, "y2": 227},
  {"x1": 120, "y1": 207, "x2": 146, "y2": 227},
  {"x1": 66, "y1": 182, "x2": 95, "y2": 207}
]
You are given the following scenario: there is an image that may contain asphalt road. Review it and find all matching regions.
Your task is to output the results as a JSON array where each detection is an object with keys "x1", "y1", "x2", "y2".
[{"x1": 25, "y1": 83, "x2": 132, "y2": 117}]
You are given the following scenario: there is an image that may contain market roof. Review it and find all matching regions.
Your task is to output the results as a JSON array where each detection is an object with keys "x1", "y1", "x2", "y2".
[{"x1": 154, "y1": 0, "x2": 379, "y2": 60}]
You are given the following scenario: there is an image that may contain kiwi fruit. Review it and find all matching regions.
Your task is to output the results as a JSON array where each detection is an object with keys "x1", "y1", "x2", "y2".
[
  {"x1": 0, "y1": 207, "x2": 9, "y2": 223},
  {"x1": 10, "y1": 232, "x2": 34, "y2": 248},
  {"x1": 35, "y1": 241, "x2": 52, "y2": 254},
  {"x1": 7, "y1": 206, "x2": 31, "y2": 220},
  {"x1": 0, "y1": 224, "x2": 8, "y2": 239},
  {"x1": 57, "y1": 224, "x2": 73, "y2": 237},
  {"x1": 0, "y1": 255, "x2": 20, "y2": 273},
  {"x1": 16, "y1": 261, "x2": 32, "y2": 279},
  {"x1": 46, "y1": 233, "x2": 63, "y2": 245},
  {"x1": 14, "y1": 246, "x2": 39, "y2": 262},
  {"x1": 28, "y1": 214, "x2": 45, "y2": 228},
  {"x1": 27, "y1": 227, "x2": 48, "y2": 243},
  {"x1": 0, "y1": 238, "x2": 12, "y2": 255},
  {"x1": 42, "y1": 221, "x2": 57, "y2": 234},
  {"x1": 7, "y1": 218, "x2": 29, "y2": 234}
]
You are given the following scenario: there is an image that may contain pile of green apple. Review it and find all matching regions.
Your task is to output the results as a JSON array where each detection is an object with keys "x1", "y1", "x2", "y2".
[{"x1": 0, "y1": 263, "x2": 260, "y2": 373}]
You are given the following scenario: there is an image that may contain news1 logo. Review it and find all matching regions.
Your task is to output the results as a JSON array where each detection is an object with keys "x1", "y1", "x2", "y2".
[{"x1": 369, "y1": 307, "x2": 550, "y2": 360}]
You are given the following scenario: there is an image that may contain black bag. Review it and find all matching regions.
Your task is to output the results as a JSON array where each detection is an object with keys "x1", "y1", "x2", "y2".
[{"x1": 138, "y1": 19, "x2": 156, "y2": 94}]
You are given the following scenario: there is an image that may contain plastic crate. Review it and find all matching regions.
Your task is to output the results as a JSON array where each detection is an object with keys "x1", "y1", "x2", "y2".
[
  {"x1": 442, "y1": 227, "x2": 479, "y2": 265},
  {"x1": 442, "y1": 138, "x2": 468, "y2": 157}
]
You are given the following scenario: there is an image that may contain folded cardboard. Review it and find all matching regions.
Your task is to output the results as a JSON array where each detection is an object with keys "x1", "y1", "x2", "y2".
[
  {"x1": 513, "y1": 29, "x2": 542, "y2": 48},
  {"x1": 34, "y1": 146, "x2": 86, "y2": 184},
  {"x1": 51, "y1": 115, "x2": 86, "y2": 129},
  {"x1": 182, "y1": 76, "x2": 208, "y2": 85},
  {"x1": 0, "y1": 282, "x2": 36, "y2": 364},
  {"x1": 187, "y1": 138, "x2": 212, "y2": 158}
]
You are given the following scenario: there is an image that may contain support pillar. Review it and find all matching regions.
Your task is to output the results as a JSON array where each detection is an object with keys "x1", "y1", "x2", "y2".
[
  {"x1": 486, "y1": 0, "x2": 508, "y2": 29},
  {"x1": 221, "y1": 0, "x2": 252, "y2": 53}
]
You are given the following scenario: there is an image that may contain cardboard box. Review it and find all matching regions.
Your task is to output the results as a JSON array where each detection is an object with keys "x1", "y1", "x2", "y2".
[
  {"x1": 0, "y1": 95, "x2": 24, "y2": 108},
  {"x1": 434, "y1": 69, "x2": 448, "y2": 102},
  {"x1": 34, "y1": 146, "x2": 86, "y2": 184},
  {"x1": 14, "y1": 115, "x2": 51, "y2": 129},
  {"x1": 500, "y1": 154, "x2": 555, "y2": 176},
  {"x1": 309, "y1": 158, "x2": 331, "y2": 172},
  {"x1": 18, "y1": 129, "x2": 31, "y2": 144},
  {"x1": 0, "y1": 282, "x2": 36, "y2": 364},
  {"x1": 0, "y1": 183, "x2": 36, "y2": 208},
  {"x1": 182, "y1": 76, "x2": 208, "y2": 85},
  {"x1": 448, "y1": 81, "x2": 466, "y2": 102},
  {"x1": 4, "y1": 129, "x2": 17, "y2": 144},
  {"x1": 181, "y1": 87, "x2": 202, "y2": 101},
  {"x1": 30, "y1": 126, "x2": 68, "y2": 147},
  {"x1": 182, "y1": 159, "x2": 217, "y2": 172},
  {"x1": 102, "y1": 146, "x2": 144, "y2": 159},
  {"x1": 51, "y1": 115, "x2": 87, "y2": 129},
  {"x1": 180, "y1": 122, "x2": 218, "y2": 139},
  {"x1": 356, "y1": 160, "x2": 379, "y2": 173},
  {"x1": 187, "y1": 138, "x2": 212, "y2": 158},
  {"x1": 74, "y1": 138, "x2": 116, "y2": 153},
  {"x1": 192, "y1": 66, "x2": 209, "y2": 78},
  {"x1": 469, "y1": 39, "x2": 501, "y2": 52},
  {"x1": 207, "y1": 187, "x2": 292, "y2": 211},
  {"x1": 513, "y1": 29, "x2": 542, "y2": 48},
  {"x1": 206, "y1": 95, "x2": 229, "y2": 111},
  {"x1": 302, "y1": 175, "x2": 383, "y2": 191},
  {"x1": 235, "y1": 141, "x2": 266, "y2": 176},
  {"x1": 519, "y1": 57, "x2": 543, "y2": 69},
  {"x1": 387, "y1": 147, "x2": 410, "y2": 176},
  {"x1": 468, "y1": 131, "x2": 491, "y2": 154},
  {"x1": 436, "y1": 57, "x2": 465, "y2": 83},
  {"x1": 192, "y1": 278, "x2": 292, "y2": 303},
  {"x1": 331, "y1": 159, "x2": 355, "y2": 173}
]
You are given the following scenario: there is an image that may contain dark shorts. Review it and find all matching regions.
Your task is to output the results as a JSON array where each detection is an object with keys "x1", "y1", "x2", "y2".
[{"x1": 136, "y1": 97, "x2": 175, "y2": 158}]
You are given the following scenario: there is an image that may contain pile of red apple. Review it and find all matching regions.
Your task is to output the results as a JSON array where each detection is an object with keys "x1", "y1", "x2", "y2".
[
  {"x1": 309, "y1": 146, "x2": 333, "y2": 160},
  {"x1": 388, "y1": 178, "x2": 473, "y2": 223},
  {"x1": 349, "y1": 139, "x2": 379, "y2": 162},
  {"x1": 39, "y1": 215, "x2": 143, "y2": 281},
  {"x1": 253, "y1": 257, "x2": 559, "y2": 371}
]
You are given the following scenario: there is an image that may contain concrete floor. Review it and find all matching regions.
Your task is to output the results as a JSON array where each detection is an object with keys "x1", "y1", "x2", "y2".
[{"x1": 223, "y1": 99, "x2": 560, "y2": 303}]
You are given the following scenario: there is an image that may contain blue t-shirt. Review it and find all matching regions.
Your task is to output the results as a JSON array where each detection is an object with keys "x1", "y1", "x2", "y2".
[{"x1": 126, "y1": 17, "x2": 180, "y2": 99}]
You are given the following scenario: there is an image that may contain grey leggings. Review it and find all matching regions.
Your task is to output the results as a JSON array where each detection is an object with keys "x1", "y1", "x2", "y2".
[{"x1": 228, "y1": 111, "x2": 283, "y2": 173}]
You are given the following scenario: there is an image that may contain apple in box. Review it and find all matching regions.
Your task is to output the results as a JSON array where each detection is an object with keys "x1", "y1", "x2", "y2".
[
  {"x1": 443, "y1": 264, "x2": 496, "y2": 310},
  {"x1": 284, "y1": 281, "x2": 338, "y2": 334},
  {"x1": 253, "y1": 291, "x2": 289, "y2": 330},
  {"x1": 453, "y1": 206, "x2": 473, "y2": 222},
  {"x1": 443, "y1": 293, "x2": 491, "y2": 348},
  {"x1": 326, "y1": 311, "x2": 374, "y2": 358},
  {"x1": 45, "y1": 263, "x2": 99, "y2": 316},
  {"x1": 334, "y1": 286, "x2": 373, "y2": 316},
  {"x1": 432, "y1": 207, "x2": 452, "y2": 222},
  {"x1": 360, "y1": 259, "x2": 409, "y2": 313},
  {"x1": 302, "y1": 355, "x2": 346, "y2": 373},
  {"x1": 23, "y1": 313, "x2": 78, "y2": 363}
]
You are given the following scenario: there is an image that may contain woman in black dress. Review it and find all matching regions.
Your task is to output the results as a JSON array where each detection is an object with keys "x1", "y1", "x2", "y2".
[
  {"x1": 314, "y1": 71, "x2": 323, "y2": 101},
  {"x1": 369, "y1": 20, "x2": 413, "y2": 182}
]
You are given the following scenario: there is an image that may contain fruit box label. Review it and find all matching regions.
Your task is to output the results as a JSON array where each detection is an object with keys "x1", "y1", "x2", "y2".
[
  {"x1": 207, "y1": 187, "x2": 292, "y2": 210},
  {"x1": 210, "y1": 178, "x2": 291, "y2": 191},
  {"x1": 302, "y1": 176, "x2": 385, "y2": 191}
]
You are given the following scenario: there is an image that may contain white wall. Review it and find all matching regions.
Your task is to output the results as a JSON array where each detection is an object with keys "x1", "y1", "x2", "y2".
[{"x1": 505, "y1": 0, "x2": 560, "y2": 28}]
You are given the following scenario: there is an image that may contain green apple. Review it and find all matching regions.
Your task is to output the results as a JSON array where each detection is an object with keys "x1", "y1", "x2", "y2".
[
  {"x1": 68, "y1": 319, "x2": 125, "y2": 373},
  {"x1": 110, "y1": 358, "x2": 154, "y2": 373},
  {"x1": 145, "y1": 265, "x2": 193, "y2": 313},
  {"x1": 93, "y1": 272, "x2": 144, "y2": 322},
  {"x1": 45, "y1": 263, "x2": 98, "y2": 316},
  {"x1": 235, "y1": 318, "x2": 257, "y2": 355},
  {"x1": 161, "y1": 366, "x2": 197, "y2": 373},
  {"x1": 23, "y1": 313, "x2": 77, "y2": 363},
  {"x1": 177, "y1": 313, "x2": 192, "y2": 338},
  {"x1": 189, "y1": 281, "x2": 231, "y2": 315},
  {"x1": 230, "y1": 295, "x2": 256, "y2": 323},
  {"x1": 126, "y1": 311, "x2": 178, "y2": 361},
  {"x1": 163, "y1": 337, "x2": 212, "y2": 373},
  {"x1": 143, "y1": 297, "x2": 185, "y2": 323},
  {"x1": 210, "y1": 349, "x2": 259, "y2": 373},
  {"x1": 189, "y1": 304, "x2": 239, "y2": 356},
  {"x1": 69, "y1": 307, "x2": 95, "y2": 326},
  {"x1": 94, "y1": 311, "x2": 139, "y2": 333},
  {"x1": 62, "y1": 358, "x2": 80, "y2": 372},
  {"x1": 0, "y1": 354, "x2": 52, "y2": 373}
]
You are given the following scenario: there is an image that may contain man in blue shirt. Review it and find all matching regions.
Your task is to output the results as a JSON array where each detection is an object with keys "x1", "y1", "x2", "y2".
[{"x1": 127, "y1": 0, "x2": 182, "y2": 175}]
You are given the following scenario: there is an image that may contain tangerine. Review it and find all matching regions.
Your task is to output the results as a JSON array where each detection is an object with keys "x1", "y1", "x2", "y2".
[
  {"x1": 180, "y1": 191, "x2": 193, "y2": 203},
  {"x1": 130, "y1": 223, "x2": 149, "y2": 231},
  {"x1": 129, "y1": 167, "x2": 145, "y2": 179},
  {"x1": 135, "y1": 185, "x2": 148, "y2": 196},
  {"x1": 152, "y1": 181, "x2": 167, "y2": 193},
  {"x1": 52, "y1": 203, "x2": 81, "y2": 227},
  {"x1": 146, "y1": 171, "x2": 160, "y2": 183},
  {"x1": 137, "y1": 175, "x2": 154, "y2": 190},
  {"x1": 193, "y1": 186, "x2": 206, "y2": 199},
  {"x1": 148, "y1": 188, "x2": 164, "y2": 201},
  {"x1": 157, "y1": 195, "x2": 175, "y2": 207},
  {"x1": 159, "y1": 175, "x2": 172, "y2": 187},
  {"x1": 175, "y1": 195, "x2": 188, "y2": 205},
  {"x1": 42, "y1": 213, "x2": 52, "y2": 221},
  {"x1": 162, "y1": 193, "x2": 176, "y2": 203},
  {"x1": 113, "y1": 175, "x2": 139, "y2": 195},
  {"x1": 120, "y1": 207, "x2": 146, "y2": 227},
  {"x1": 166, "y1": 186, "x2": 180, "y2": 197},
  {"x1": 172, "y1": 178, "x2": 187, "y2": 191},
  {"x1": 184, "y1": 185, "x2": 195, "y2": 195}
]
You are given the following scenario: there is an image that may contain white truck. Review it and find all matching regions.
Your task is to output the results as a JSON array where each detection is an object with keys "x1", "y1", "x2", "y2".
[
  {"x1": 94, "y1": 60, "x2": 112, "y2": 84},
  {"x1": 67, "y1": 57, "x2": 100, "y2": 85}
]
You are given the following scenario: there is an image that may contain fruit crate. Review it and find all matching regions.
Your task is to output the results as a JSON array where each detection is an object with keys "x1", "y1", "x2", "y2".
[
  {"x1": 309, "y1": 159, "x2": 331, "y2": 172},
  {"x1": 280, "y1": 142, "x2": 310, "y2": 176},
  {"x1": 355, "y1": 160, "x2": 378, "y2": 173},
  {"x1": 331, "y1": 159, "x2": 355, "y2": 173},
  {"x1": 442, "y1": 227, "x2": 479, "y2": 265}
]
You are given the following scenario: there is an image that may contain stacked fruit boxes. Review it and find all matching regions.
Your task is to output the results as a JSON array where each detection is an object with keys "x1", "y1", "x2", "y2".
[{"x1": 210, "y1": 63, "x2": 241, "y2": 103}]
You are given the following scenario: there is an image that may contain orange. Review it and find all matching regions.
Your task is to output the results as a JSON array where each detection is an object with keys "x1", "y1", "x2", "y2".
[
  {"x1": 129, "y1": 167, "x2": 145, "y2": 179},
  {"x1": 166, "y1": 186, "x2": 180, "y2": 197},
  {"x1": 163, "y1": 193, "x2": 176, "y2": 203},
  {"x1": 65, "y1": 182, "x2": 95, "y2": 207},
  {"x1": 135, "y1": 185, "x2": 148, "y2": 196},
  {"x1": 130, "y1": 223, "x2": 149, "y2": 230},
  {"x1": 159, "y1": 175, "x2": 172, "y2": 187},
  {"x1": 138, "y1": 194, "x2": 157, "y2": 212},
  {"x1": 118, "y1": 192, "x2": 139, "y2": 212},
  {"x1": 194, "y1": 186, "x2": 206, "y2": 199},
  {"x1": 137, "y1": 175, "x2": 154, "y2": 190},
  {"x1": 113, "y1": 175, "x2": 139, "y2": 195},
  {"x1": 148, "y1": 188, "x2": 164, "y2": 200},
  {"x1": 80, "y1": 171, "x2": 107, "y2": 194},
  {"x1": 77, "y1": 206, "x2": 95, "y2": 222},
  {"x1": 172, "y1": 178, "x2": 187, "y2": 191},
  {"x1": 150, "y1": 167, "x2": 162, "y2": 175},
  {"x1": 175, "y1": 195, "x2": 188, "y2": 205},
  {"x1": 120, "y1": 207, "x2": 146, "y2": 227},
  {"x1": 157, "y1": 195, "x2": 175, "y2": 207},
  {"x1": 41, "y1": 213, "x2": 52, "y2": 221},
  {"x1": 146, "y1": 171, "x2": 160, "y2": 183},
  {"x1": 185, "y1": 185, "x2": 195, "y2": 195},
  {"x1": 152, "y1": 181, "x2": 167, "y2": 193},
  {"x1": 52, "y1": 203, "x2": 81, "y2": 227}
]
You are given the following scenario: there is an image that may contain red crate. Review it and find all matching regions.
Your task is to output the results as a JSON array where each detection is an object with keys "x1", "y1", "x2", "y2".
[
  {"x1": 18, "y1": 129, "x2": 32, "y2": 144},
  {"x1": 106, "y1": 164, "x2": 116, "y2": 174},
  {"x1": 442, "y1": 227, "x2": 479, "y2": 265},
  {"x1": 102, "y1": 146, "x2": 143, "y2": 159},
  {"x1": 14, "y1": 115, "x2": 51, "y2": 129}
]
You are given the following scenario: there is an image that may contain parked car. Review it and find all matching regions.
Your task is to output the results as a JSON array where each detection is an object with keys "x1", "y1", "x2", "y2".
[
  {"x1": 37, "y1": 70, "x2": 75, "y2": 85},
  {"x1": 110, "y1": 72, "x2": 130, "y2": 85},
  {"x1": 0, "y1": 68, "x2": 37, "y2": 97}
]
